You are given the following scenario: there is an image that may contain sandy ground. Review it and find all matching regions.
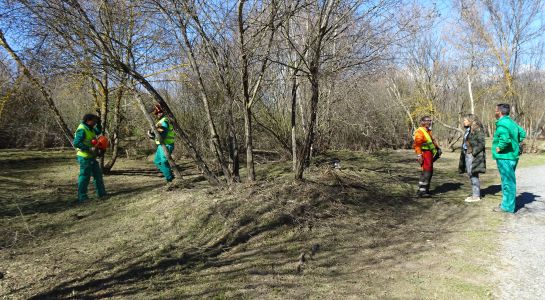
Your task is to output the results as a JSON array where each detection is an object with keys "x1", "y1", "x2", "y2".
[{"x1": 496, "y1": 164, "x2": 545, "y2": 300}]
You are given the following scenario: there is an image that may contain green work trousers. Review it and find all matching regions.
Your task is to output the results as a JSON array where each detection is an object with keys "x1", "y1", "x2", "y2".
[
  {"x1": 154, "y1": 144, "x2": 175, "y2": 182},
  {"x1": 77, "y1": 156, "x2": 107, "y2": 202},
  {"x1": 496, "y1": 159, "x2": 518, "y2": 213}
]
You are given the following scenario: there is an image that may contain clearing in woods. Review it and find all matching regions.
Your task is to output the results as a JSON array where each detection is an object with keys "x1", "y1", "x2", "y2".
[{"x1": 1, "y1": 149, "x2": 544, "y2": 299}]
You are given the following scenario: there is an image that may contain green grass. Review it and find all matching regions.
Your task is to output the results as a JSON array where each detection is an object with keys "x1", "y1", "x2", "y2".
[{"x1": 0, "y1": 148, "x2": 525, "y2": 299}]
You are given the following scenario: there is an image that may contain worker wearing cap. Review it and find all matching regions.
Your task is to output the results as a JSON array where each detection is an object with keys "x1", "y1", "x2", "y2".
[
  {"x1": 413, "y1": 115, "x2": 441, "y2": 197},
  {"x1": 147, "y1": 105, "x2": 175, "y2": 182},
  {"x1": 74, "y1": 114, "x2": 107, "y2": 203}
]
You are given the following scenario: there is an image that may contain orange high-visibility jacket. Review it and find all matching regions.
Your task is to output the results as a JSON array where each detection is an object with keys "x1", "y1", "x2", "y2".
[{"x1": 413, "y1": 127, "x2": 439, "y2": 155}]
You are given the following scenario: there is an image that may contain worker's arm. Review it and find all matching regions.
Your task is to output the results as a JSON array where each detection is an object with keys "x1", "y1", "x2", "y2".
[
  {"x1": 495, "y1": 125, "x2": 511, "y2": 152},
  {"x1": 413, "y1": 131, "x2": 425, "y2": 155},
  {"x1": 432, "y1": 138, "x2": 440, "y2": 149},
  {"x1": 517, "y1": 124, "x2": 527, "y2": 143},
  {"x1": 157, "y1": 119, "x2": 169, "y2": 138},
  {"x1": 73, "y1": 129, "x2": 90, "y2": 151},
  {"x1": 93, "y1": 122, "x2": 102, "y2": 136}
]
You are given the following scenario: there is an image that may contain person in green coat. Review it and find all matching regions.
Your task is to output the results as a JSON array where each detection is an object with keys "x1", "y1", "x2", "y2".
[
  {"x1": 146, "y1": 104, "x2": 175, "y2": 182},
  {"x1": 74, "y1": 114, "x2": 107, "y2": 203},
  {"x1": 492, "y1": 103, "x2": 526, "y2": 213},
  {"x1": 458, "y1": 114, "x2": 486, "y2": 202}
]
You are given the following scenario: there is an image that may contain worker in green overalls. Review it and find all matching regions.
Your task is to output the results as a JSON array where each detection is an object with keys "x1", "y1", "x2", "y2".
[
  {"x1": 147, "y1": 104, "x2": 175, "y2": 182},
  {"x1": 74, "y1": 114, "x2": 107, "y2": 203},
  {"x1": 492, "y1": 103, "x2": 526, "y2": 213}
]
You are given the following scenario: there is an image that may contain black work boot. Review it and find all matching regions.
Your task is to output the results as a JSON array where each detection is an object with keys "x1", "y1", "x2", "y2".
[{"x1": 417, "y1": 171, "x2": 432, "y2": 197}]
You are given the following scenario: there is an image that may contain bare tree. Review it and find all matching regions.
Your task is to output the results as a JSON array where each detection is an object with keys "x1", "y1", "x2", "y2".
[
  {"x1": 0, "y1": 29, "x2": 73, "y2": 145},
  {"x1": 456, "y1": 0, "x2": 545, "y2": 119}
]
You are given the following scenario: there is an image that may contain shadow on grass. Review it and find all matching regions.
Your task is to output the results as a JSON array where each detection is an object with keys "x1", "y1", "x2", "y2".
[
  {"x1": 106, "y1": 168, "x2": 160, "y2": 177},
  {"x1": 23, "y1": 151, "x2": 473, "y2": 299},
  {"x1": 0, "y1": 159, "x2": 165, "y2": 218},
  {"x1": 0, "y1": 177, "x2": 164, "y2": 219},
  {"x1": 481, "y1": 184, "x2": 502, "y2": 197},
  {"x1": 432, "y1": 182, "x2": 463, "y2": 194}
]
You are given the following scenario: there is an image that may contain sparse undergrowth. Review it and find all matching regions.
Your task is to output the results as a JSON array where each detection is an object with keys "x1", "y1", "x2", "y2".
[{"x1": 1, "y1": 149, "x2": 544, "y2": 299}]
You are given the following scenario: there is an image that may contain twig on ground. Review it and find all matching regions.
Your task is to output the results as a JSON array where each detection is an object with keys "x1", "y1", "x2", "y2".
[{"x1": 15, "y1": 201, "x2": 34, "y2": 237}]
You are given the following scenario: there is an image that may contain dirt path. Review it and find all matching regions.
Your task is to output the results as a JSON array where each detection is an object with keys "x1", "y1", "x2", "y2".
[{"x1": 496, "y1": 164, "x2": 545, "y2": 299}]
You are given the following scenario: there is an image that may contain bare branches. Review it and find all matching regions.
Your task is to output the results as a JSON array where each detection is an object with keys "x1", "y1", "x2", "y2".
[{"x1": 0, "y1": 29, "x2": 73, "y2": 145}]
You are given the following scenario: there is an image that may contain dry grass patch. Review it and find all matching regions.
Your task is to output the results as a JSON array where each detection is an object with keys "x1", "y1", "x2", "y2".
[{"x1": 1, "y1": 149, "x2": 543, "y2": 298}]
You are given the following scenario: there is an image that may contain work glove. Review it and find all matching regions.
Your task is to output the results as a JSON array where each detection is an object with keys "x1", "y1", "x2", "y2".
[
  {"x1": 147, "y1": 130, "x2": 156, "y2": 139},
  {"x1": 90, "y1": 147, "x2": 98, "y2": 156},
  {"x1": 433, "y1": 148, "x2": 442, "y2": 162}
]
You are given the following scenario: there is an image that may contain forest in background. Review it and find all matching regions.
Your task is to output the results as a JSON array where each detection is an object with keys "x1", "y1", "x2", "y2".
[{"x1": 1, "y1": 0, "x2": 545, "y2": 183}]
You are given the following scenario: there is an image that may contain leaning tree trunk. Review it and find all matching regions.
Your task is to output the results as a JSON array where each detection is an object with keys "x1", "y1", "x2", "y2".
[
  {"x1": 134, "y1": 91, "x2": 182, "y2": 180},
  {"x1": 0, "y1": 29, "x2": 73, "y2": 145},
  {"x1": 121, "y1": 66, "x2": 219, "y2": 184}
]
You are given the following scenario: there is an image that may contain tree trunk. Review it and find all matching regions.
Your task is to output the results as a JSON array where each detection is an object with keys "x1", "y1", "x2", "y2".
[
  {"x1": 227, "y1": 104, "x2": 240, "y2": 182},
  {"x1": 243, "y1": 105, "x2": 256, "y2": 181},
  {"x1": 291, "y1": 68, "x2": 299, "y2": 171},
  {"x1": 238, "y1": 0, "x2": 256, "y2": 181},
  {"x1": 0, "y1": 29, "x2": 73, "y2": 146},
  {"x1": 103, "y1": 85, "x2": 124, "y2": 173},
  {"x1": 295, "y1": 76, "x2": 319, "y2": 181},
  {"x1": 98, "y1": 67, "x2": 109, "y2": 169},
  {"x1": 293, "y1": 0, "x2": 334, "y2": 181},
  {"x1": 467, "y1": 74, "x2": 475, "y2": 115}
]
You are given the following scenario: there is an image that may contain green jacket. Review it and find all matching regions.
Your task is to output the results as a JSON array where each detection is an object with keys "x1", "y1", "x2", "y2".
[
  {"x1": 155, "y1": 117, "x2": 175, "y2": 145},
  {"x1": 74, "y1": 122, "x2": 102, "y2": 158},
  {"x1": 492, "y1": 116, "x2": 526, "y2": 160}
]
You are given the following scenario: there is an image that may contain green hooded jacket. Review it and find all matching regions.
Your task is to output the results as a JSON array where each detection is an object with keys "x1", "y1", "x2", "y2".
[{"x1": 492, "y1": 116, "x2": 526, "y2": 160}]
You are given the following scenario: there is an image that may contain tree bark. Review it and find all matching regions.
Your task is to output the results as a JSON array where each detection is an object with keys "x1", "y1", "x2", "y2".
[
  {"x1": 467, "y1": 74, "x2": 475, "y2": 115},
  {"x1": 227, "y1": 103, "x2": 240, "y2": 182},
  {"x1": 291, "y1": 68, "x2": 299, "y2": 171},
  {"x1": 103, "y1": 85, "x2": 124, "y2": 173},
  {"x1": 98, "y1": 66, "x2": 109, "y2": 169}
]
